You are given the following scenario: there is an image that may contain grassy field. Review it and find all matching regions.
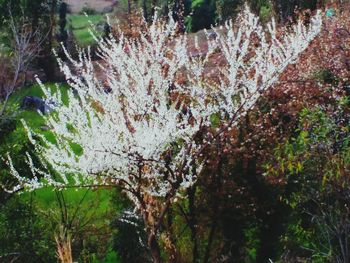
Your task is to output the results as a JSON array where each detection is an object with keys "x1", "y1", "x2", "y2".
[
  {"x1": 68, "y1": 14, "x2": 105, "y2": 46},
  {"x1": 69, "y1": 14, "x2": 104, "y2": 29},
  {"x1": 7, "y1": 84, "x2": 68, "y2": 128}
]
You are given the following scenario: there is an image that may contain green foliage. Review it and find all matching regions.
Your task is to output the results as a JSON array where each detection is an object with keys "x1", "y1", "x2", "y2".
[
  {"x1": 313, "y1": 68, "x2": 338, "y2": 84},
  {"x1": 186, "y1": 0, "x2": 216, "y2": 32},
  {"x1": 266, "y1": 99, "x2": 350, "y2": 262},
  {"x1": 259, "y1": 1, "x2": 273, "y2": 22},
  {"x1": 210, "y1": 113, "x2": 220, "y2": 128},
  {"x1": 215, "y1": 0, "x2": 242, "y2": 23},
  {"x1": 281, "y1": 217, "x2": 333, "y2": 263},
  {"x1": 299, "y1": 0, "x2": 318, "y2": 10},
  {"x1": 92, "y1": 250, "x2": 120, "y2": 263},
  {"x1": 249, "y1": 0, "x2": 272, "y2": 14},
  {"x1": 0, "y1": 0, "x2": 49, "y2": 26},
  {"x1": 0, "y1": 188, "x2": 115, "y2": 262},
  {"x1": 0, "y1": 195, "x2": 57, "y2": 262},
  {"x1": 244, "y1": 226, "x2": 260, "y2": 262}
]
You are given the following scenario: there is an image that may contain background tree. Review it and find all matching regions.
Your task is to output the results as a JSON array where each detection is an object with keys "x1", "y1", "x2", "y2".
[
  {"x1": 0, "y1": 10, "x2": 46, "y2": 125},
  {"x1": 0, "y1": 0, "x2": 57, "y2": 81},
  {"x1": 57, "y1": 1, "x2": 68, "y2": 48}
]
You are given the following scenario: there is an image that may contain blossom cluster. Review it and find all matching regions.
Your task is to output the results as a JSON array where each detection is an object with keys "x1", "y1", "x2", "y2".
[{"x1": 6, "y1": 7, "x2": 322, "y2": 207}]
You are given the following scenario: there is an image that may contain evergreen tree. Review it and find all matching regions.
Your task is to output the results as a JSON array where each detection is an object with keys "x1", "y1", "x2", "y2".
[{"x1": 57, "y1": 2, "x2": 68, "y2": 47}]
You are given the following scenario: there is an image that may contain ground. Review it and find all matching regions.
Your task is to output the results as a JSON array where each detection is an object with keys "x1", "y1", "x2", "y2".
[{"x1": 64, "y1": 0, "x2": 117, "y2": 13}]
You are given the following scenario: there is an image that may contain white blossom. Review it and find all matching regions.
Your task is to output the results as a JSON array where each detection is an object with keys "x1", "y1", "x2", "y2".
[{"x1": 6, "y1": 7, "x2": 322, "y2": 206}]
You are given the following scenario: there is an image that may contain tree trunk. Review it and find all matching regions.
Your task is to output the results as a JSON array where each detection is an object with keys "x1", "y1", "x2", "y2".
[
  {"x1": 55, "y1": 228, "x2": 73, "y2": 263},
  {"x1": 127, "y1": 0, "x2": 132, "y2": 29},
  {"x1": 40, "y1": 0, "x2": 57, "y2": 81},
  {"x1": 203, "y1": 156, "x2": 223, "y2": 263},
  {"x1": 148, "y1": 231, "x2": 162, "y2": 263},
  {"x1": 187, "y1": 186, "x2": 199, "y2": 263},
  {"x1": 166, "y1": 207, "x2": 177, "y2": 262}
]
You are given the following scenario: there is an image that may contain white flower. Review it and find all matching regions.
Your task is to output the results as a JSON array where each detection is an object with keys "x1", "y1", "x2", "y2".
[{"x1": 6, "y1": 7, "x2": 322, "y2": 207}]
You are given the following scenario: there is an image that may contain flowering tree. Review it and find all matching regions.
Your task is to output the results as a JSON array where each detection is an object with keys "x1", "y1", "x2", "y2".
[{"x1": 6, "y1": 7, "x2": 322, "y2": 262}]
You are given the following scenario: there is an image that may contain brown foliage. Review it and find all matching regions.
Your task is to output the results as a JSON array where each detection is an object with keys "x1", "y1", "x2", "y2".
[{"x1": 167, "y1": 7, "x2": 350, "y2": 261}]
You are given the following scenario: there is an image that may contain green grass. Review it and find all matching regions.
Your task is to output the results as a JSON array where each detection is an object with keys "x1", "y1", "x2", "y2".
[
  {"x1": 73, "y1": 28, "x2": 98, "y2": 46},
  {"x1": 0, "y1": 84, "x2": 67, "y2": 147},
  {"x1": 68, "y1": 14, "x2": 105, "y2": 46},
  {"x1": 8, "y1": 84, "x2": 69, "y2": 128},
  {"x1": 27, "y1": 187, "x2": 112, "y2": 223},
  {"x1": 3, "y1": 82, "x2": 114, "y2": 234},
  {"x1": 69, "y1": 14, "x2": 104, "y2": 29}
]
